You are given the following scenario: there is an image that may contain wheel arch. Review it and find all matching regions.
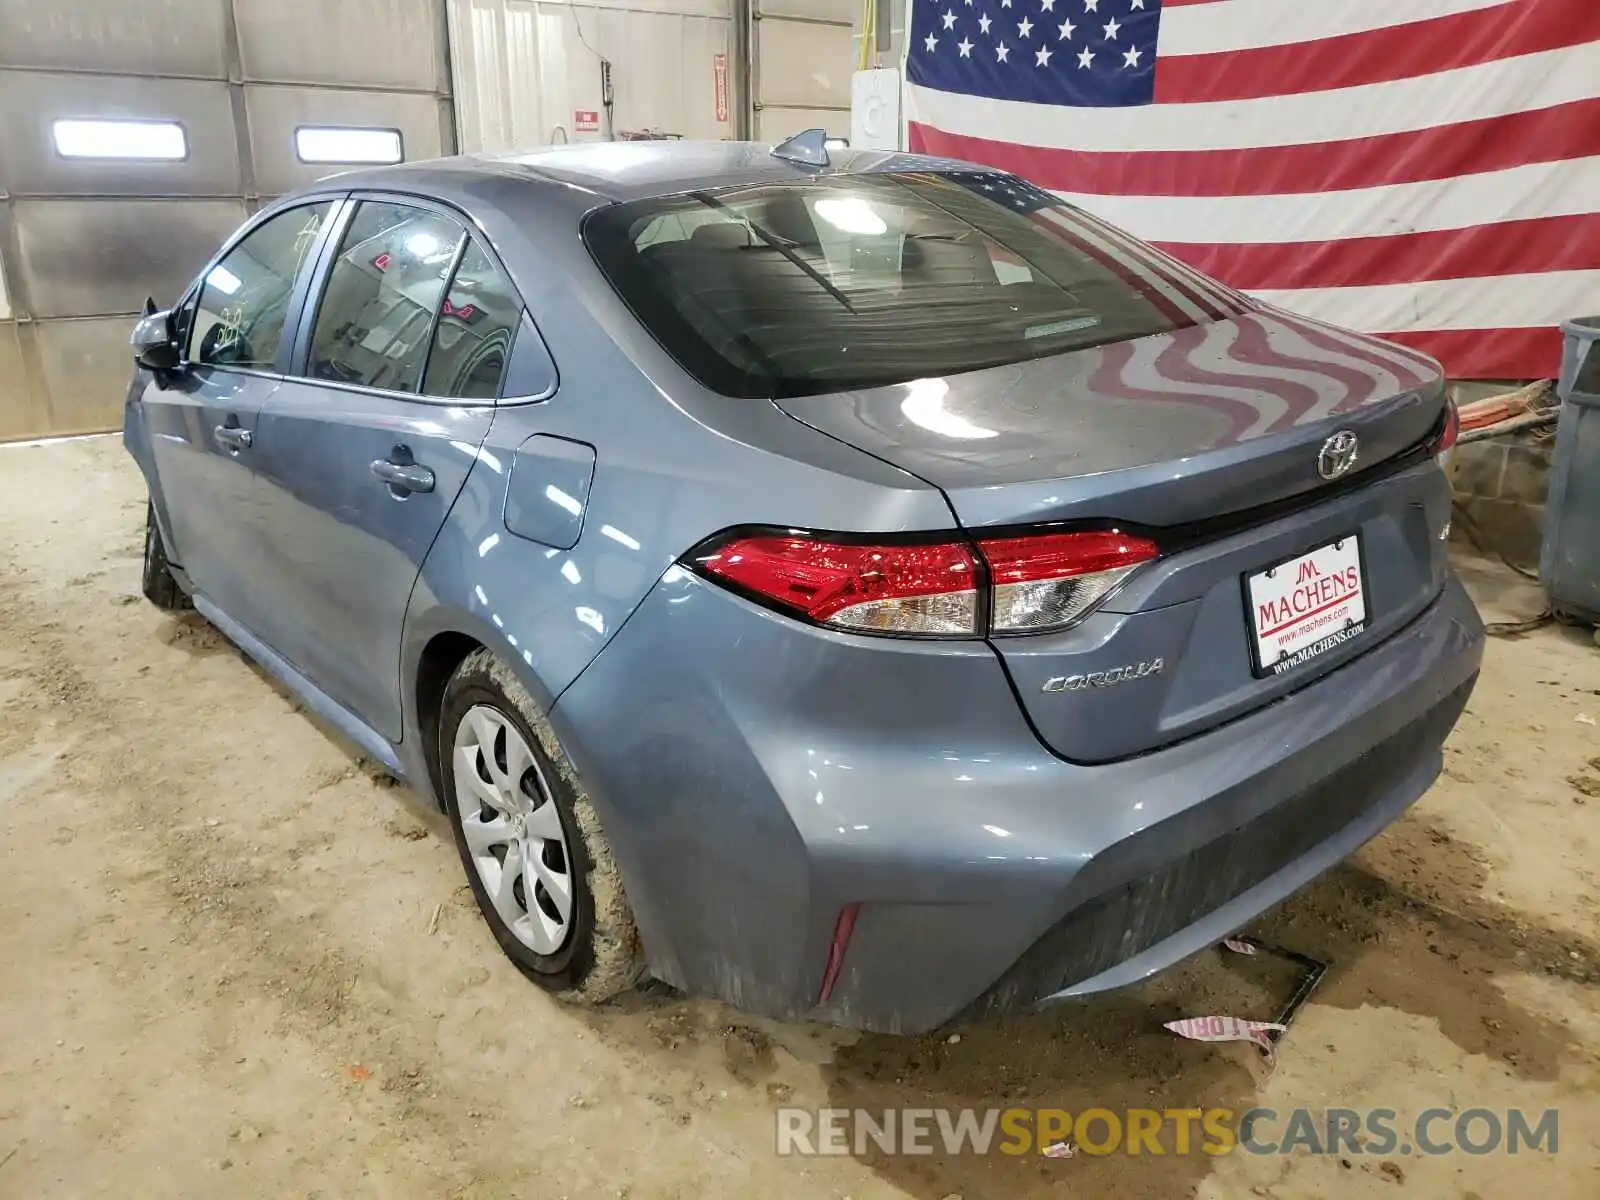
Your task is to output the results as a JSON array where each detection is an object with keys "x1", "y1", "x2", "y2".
[
  {"x1": 403, "y1": 608, "x2": 565, "y2": 811},
  {"x1": 414, "y1": 629, "x2": 485, "y2": 809}
]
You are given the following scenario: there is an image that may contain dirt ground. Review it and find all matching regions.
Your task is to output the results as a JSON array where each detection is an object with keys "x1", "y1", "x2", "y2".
[{"x1": 2, "y1": 436, "x2": 1598, "y2": 1199}]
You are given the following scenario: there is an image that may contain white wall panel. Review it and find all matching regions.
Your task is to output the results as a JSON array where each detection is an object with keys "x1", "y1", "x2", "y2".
[
  {"x1": 756, "y1": 105, "x2": 853, "y2": 140},
  {"x1": 13, "y1": 199, "x2": 247, "y2": 318},
  {"x1": 234, "y1": 0, "x2": 449, "y2": 91},
  {"x1": 0, "y1": 0, "x2": 228, "y2": 77},
  {"x1": 754, "y1": 18, "x2": 853, "y2": 113},
  {"x1": 32, "y1": 318, "x2": 140, "y2": 436},
  {"x1": 0, "y1": 325, "x2": 42, "y2": 442},
  {"x1": 0, "y1": 73, "x2": 242, "y2": 197},
  {"x1": 752, "y1": 0, "x2": 854, "y2": 139},
  {"x1": 245, "y1": 86, "x2": 447, "y2": 195},
  {"x1": 449, "y1": 0, "x2": 735, "y2": 152},
  {"x1": 759, "y1": 0, "x2": 853, "y2": 21}
]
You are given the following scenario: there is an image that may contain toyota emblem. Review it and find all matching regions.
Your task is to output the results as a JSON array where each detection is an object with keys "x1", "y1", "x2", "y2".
[{"x1": 1317, "y1": 430, "x2": 1360, "y2": 480}]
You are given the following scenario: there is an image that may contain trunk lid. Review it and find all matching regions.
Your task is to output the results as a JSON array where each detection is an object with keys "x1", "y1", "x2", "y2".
[
  {"x1": 774, "y1": 307, "x2": 1455, "y2": 762},
  {"x1": 773, "y1": 307, "x2": 1447, "y2": 530}
]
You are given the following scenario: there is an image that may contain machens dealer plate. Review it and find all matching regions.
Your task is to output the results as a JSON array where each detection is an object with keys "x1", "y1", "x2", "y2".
[{"x1": 1246, "y1": 536, "x2": 1367, "y2": 677}]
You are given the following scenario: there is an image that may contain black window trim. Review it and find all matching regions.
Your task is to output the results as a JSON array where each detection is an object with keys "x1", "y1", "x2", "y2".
[
  {"x1": 179, "y1": 192, "x2": 351, "y2": 381},
  {"x1": 284, "y1": 188, "x2": 531, "y2": 407}
]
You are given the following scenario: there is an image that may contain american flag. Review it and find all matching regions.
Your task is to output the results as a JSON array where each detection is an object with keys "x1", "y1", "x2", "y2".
[{"x1": 906, "y1": 0, "x2": 1600, "y2": 380}]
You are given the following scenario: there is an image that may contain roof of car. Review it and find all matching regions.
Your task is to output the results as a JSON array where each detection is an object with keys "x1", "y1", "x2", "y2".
[{"x1": 303, "y1": 140, "x2": 979, "y2": 206}]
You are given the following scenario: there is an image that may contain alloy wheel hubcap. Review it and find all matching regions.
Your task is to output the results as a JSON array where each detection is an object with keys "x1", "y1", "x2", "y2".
[{"x1": 452, "y1": 705, "x2": 574, "y2": 955}]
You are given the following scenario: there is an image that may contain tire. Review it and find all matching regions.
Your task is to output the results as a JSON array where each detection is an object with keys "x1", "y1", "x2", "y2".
[
  {"x1": 141, "y1": 502, "x2": 193, "y2": 612},
  {"x1": 439, "y1": 648, "x2": 643, "y2": 1001}
]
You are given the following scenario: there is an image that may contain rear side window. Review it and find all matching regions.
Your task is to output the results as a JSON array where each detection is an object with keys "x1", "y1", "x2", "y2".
[
  {"x1": 583, "y1": 172, "x2": 1247, "y2": 399},
  {"x1": 308, "y1": 200, "x2": 466, "y2": 393},
  {"x1": 190, "y1": 202, "x2": 333, "y2": 370},
  {"x1": 422, "y1": 238, "x2": 520, "y2": 400}
]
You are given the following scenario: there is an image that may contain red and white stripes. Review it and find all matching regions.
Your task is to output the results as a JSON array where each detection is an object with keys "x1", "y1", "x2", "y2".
[{"x1": 907, "y1": 0, "x2": 1600, "y2": 379}]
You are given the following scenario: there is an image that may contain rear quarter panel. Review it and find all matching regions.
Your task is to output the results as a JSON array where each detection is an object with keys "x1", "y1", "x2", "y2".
[{"x1": 398, "y1": 179, "x2": 962, "y2": 798}]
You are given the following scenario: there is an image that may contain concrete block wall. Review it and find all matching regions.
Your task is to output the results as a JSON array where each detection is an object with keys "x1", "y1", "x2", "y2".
[{"x1": 1448, "y1": 428, "x2": 1554, "y2": 570}]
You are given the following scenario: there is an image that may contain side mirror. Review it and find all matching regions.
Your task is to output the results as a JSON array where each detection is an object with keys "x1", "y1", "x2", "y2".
[{"x1": 131, "y1": 304, "x2": 181, "y2": 373}]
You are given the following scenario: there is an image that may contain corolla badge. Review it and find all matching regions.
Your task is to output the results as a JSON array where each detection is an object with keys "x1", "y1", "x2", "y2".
[
  {"x1": 1317, "y1": 430, "x2": 1360, "y2": 480},
  {"x1": 1042, "y1": 658, "x2": 1164, "y2": 693}
]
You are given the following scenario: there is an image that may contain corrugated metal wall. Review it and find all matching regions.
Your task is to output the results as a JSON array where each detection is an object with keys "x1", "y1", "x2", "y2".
[
  {"x1": 448, "y1": 0, "x2": 739, "y2": 151},
  {"x1": 0, "y1": 0, "x2": 455, "y2": 442}
]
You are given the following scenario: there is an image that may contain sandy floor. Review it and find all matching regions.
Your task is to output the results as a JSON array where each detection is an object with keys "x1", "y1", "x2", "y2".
[{"x1": 1, "y1": 436, "x2": 1598, "y2": 1199}]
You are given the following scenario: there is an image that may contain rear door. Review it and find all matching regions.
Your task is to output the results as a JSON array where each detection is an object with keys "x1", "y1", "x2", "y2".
[
  {"x1": 142, "y1": 200, "x2": 337, "y2": 623},
  {"x1": 244, "y1": 195, "x2": 514, "y2": 741}
]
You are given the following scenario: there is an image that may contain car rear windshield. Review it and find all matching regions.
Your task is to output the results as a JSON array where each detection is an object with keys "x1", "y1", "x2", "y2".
[{"x1": 582, "y1": 171, "x2": 1244, "y2": 399}]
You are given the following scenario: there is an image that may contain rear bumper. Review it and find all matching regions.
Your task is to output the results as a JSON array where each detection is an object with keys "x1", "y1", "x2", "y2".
[{"x1": 554, "y1": 568, "x2": 1483, "y2": 1034}]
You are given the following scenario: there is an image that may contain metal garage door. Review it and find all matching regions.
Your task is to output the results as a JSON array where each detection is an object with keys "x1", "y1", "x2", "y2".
[
  {"x1": 751, "y1": 0, "x2": 855, "y2": 140},
  {"x1": 0, "y1": 0, "x2": 455, "y2": 443}
]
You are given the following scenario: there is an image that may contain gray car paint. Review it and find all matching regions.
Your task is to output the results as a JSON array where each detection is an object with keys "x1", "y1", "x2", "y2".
[
  {"x1": 125, "y1": 141, "x2": 1484, "y2": 1033},
  {"x1": 556, "y1": 565, "x2": 1480, "y2": 1032},
  {"x1": 503, "y1": 435, "x2": 598, "y2": 552}
]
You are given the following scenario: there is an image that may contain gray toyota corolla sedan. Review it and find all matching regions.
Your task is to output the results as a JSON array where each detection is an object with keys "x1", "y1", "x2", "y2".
[{"x1": 123, "y1": 135, "x2": 1483, "y2": 1033}]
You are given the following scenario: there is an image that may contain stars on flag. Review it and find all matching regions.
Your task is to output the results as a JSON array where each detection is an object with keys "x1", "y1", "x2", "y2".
[{"x1": 911, "y1": 0, "x2": 1157, "y2": 90}]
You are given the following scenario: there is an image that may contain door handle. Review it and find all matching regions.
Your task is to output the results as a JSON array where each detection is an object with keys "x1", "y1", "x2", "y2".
[
  {"x1": 371, "y1": 457, "x2": 436, "y2": 495},
  {"x1": 212, "y1": 423, "x2": 253, "y2": 452}
]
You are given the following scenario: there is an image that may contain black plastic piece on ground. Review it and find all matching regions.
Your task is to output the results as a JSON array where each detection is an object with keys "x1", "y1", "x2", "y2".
[{"x1": 1224, "y1": 936, "x2": 1328, "y2": 1057}]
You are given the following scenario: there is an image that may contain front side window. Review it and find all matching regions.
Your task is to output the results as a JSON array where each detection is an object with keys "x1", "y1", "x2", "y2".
[
  {"x1": 308, "y1": 200, "x2": 465, "y2": 393},
  {"x1": 583, "y1": 171, "x2": 1249, "y2": 399},
  {"x1": 190, "y1": 201, "x2": 333, "y2": 369},
  {"x1": 421, "y1": 239, "x2": 520, "y2": 400}
]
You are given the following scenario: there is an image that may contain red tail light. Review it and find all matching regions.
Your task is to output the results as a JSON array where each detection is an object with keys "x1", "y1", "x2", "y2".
[
  {"x1": 693, "y1": 534, "x2": 979, "y2": 636},
  {"x1": 978, "y1": 531, "x2": 1160, "y2": 634},
  {"x1": 691, "y1": 528, "x2": 1158, "y2": 638},
  {"x1": 1430, "y1": 396, "x2": 1460, "y2": 463}
]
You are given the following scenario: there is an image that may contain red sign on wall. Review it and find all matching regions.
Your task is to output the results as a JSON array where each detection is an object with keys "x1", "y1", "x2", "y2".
[
  {"x1": 574, "y1": 109, "x2": 600, "y2": 133},
  {"x1": 713, "y1": 53, "x2": 728, "y2": 124}
]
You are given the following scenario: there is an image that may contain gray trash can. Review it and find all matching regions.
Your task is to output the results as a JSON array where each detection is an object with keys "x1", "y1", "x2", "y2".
[{"x1": 1539, "y1": 315, "x2": 1600, "y2": 625}]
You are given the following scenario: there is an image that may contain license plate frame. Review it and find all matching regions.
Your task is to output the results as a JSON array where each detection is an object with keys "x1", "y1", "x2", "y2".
[{"x1": 1244, "y1": 534, "x2": 1369, "y2": 678}]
